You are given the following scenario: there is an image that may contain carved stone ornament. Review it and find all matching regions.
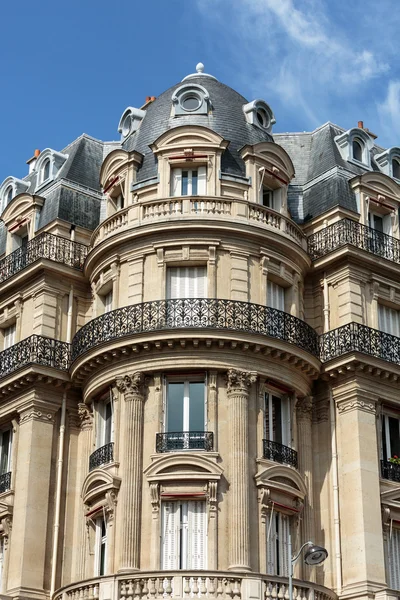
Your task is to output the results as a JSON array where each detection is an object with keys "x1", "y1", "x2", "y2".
[
  {"x1": 19, "y1": 409, "x2": 54, "y2": 424},
  {"x1": 150, "y1": 483, "x2": 159, "y2": 514},
  {"x1": 226, "y1": 369, "x2": 257, "y2": 395},
  {"x1": 116, "y1": 372, "x2": 145, "y2": 399},
  {"x1": 337, "y1": 398, "x2": 377, "y2": 415},
  {"x1": 78, "y1": 403, "x2": 93, "y2": 430},
  {"x1": 208, "y1": 481, "x2": 218, "y2": 517},
  {"x1": 105, "y1": 490, "x2": 118, "y2": 521},
  {"x1": 296, "y1": 396, "x2": 313, "y2": 420}
]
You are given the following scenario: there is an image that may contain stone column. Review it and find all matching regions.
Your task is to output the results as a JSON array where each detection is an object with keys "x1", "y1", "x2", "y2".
[
  {"x1": 227, "y1": 369, "x2": 257, "y2": 572},
  {"x1": 296, "y1": 396, "x2": 315, "y2": 581},
  {"x1": 73, "y1": 403, "x2": 93, "y2": 581},
  {"x1": 116, "y1": 372, "x2": 146, "y2": 571},
  {"x1": 1, "y1": 517, "x2": 12, "y2": 594}
]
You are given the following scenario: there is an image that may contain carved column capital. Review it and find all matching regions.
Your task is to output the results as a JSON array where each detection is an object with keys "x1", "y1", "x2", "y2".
[
  {"x1": 296, "y1": 396, "x2": 313, "y2": 420},
  {"x1": 116, "y1": 372, "x2": 146, "y2": 400},
  {"x1": 226, "y1": 369, "x2": 257, "y2": 396},
  {"x1": 78, "y1": 403, "x2": 93, "y2": 430}
]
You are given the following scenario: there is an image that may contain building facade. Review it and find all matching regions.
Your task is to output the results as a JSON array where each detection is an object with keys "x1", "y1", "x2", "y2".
[{"x1": 0, "y1": 63, "x2": 398, "y2": 600}]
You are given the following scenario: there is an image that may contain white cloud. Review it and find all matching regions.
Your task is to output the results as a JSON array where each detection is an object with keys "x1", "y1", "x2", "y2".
[{"x1": 378, "y1": 80, "x2": 400, "y2": 140}]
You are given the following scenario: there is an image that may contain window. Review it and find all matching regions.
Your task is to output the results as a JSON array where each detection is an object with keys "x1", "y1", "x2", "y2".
[
  {"x1": 165, "y1": 379, "x2": 206, "y2": 441},
  {"x1": 382, "y1": 414, "x2": 400, "y2": 462},
  {"x1": 260, "y1": 185, "x2": 274, "y2": 209},
  {"x1": 264, "y1": 392, "x2": 291, "y2": 447},
  {"x1": 386, "y1": 528, "x2": 400, "y2": 590},
  {"x1": 103, "y1": 290, "x2": 113, "y2": 314},
  {"x1": 266, "y1": 511, "x2": 290, "y2": 576},
  {"x1": 161, "y1": 500, "x2": 206, "y2": 569},
  {"x1": 171, "y1": 82, "x2": 209, "y2": 116},
  {"x1": 96, "y1": 401, "x2": 113, "y2": 449},
  {"x1": 171, "y1": 167, "x2": 206, "y2": 197},
  {"x1": 5, "y1": 186, "x2": 13, "y2": 205},
  {"x1": 0, "y1": 429, "x2": 12, "y2": 476},
  {"x1": 267, "y1": 281, "x2": 285, "y2": 312},
  {"x1": 352, "y1": 139, "x2": 363, "y2": 162},
  {"x1": 166, "y1": 267, "x2": 207, "y2": 299},
  {"x1": 368, "y1": 210, "x2": 391, "y2": 235},
  {"x1": 393, "y1": 159, "x2": 400, "y2": 180},
  {"x1": 378, "y1": 305, "x2": 400, "y2": 338},
  {"x1": 43, "y1": 159, "x2": 51, "y2": 182},
  {"x1": 94, "y1": 517, "x2": 107, "y2": 576},
  {"x1": 115, "y1": 193, "x2": 124, "y2": 210},
  {"x1": 3, "y1": 324, "x2": 16, "y2": 350}
]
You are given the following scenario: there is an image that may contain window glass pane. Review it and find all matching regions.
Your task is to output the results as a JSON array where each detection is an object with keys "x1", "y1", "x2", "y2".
[
  {"x1": 393, "y1": 159, "x2": 400, "y2": 179},
  {"x1": 167, "y1": 383, "x2": 184, "y2": 431},
  {"x1": 272, "y1": 396, "x2": 282, "y2": 444},
  {"x1": 104, "y1": 403, "x2": 112, "y2": 444},
  {"x1": 353, "y1": 140, "x2": 363, "y2": 161},
  {"x1": 389, "y1": 417, "x2": 400, "y2": 457},
  {"x1": 191, "y1": 171, "x2": 198, "y2": 195},
  {"x1": 189, "y1": 382, "x2": 205, "y2": 431},
  {"x1": 0, "y1": 431, "x2": 10, "y2": 475},
  {"x1": 373, "y1": 215, "x2": 384, "y2": 232},
  {"x1": 182, "y1": 171, "x2": 188, "y2": 196}
]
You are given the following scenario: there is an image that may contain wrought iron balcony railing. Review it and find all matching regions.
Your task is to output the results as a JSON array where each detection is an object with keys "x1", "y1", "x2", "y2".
[
  {"x1": 0, "y1": 472, "x2": 11, "y2": 494},
  {"x1": 0, "y1": 231, "x2": 88, "y2": 284},
  {"x1": 0, "y1": 335, "x2": 70, "y2": 379},
  {"x1": 381, "y1": 459, "x2": 400, "y2": 482},
  {"x1": 71, "y1": 298, "x2": 319, "y2": 361},
  {"x1": 263, "y1": 439, "x2": 298, "y2": 468},
  {"x1": 156, "y1": 431, "x2": 214, "y2": 453},
  {"x1": 320, "y1": 322, "x2": 400, "y2": 365},
  {"x1": 89, "y1": 442, "x2": 114, "y2": 471},
  {"x1": 308, "y1": 218, "x2": 400, "y2": 263}
]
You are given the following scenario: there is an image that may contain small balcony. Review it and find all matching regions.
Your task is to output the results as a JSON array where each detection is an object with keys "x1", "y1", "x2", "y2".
[
  {"x1": 320, "y1": 322, "x2": 400, "y2": 365},
  {"x1": 381, "y1": 459, "x2": 400, "y2": 482},
  {"x1": 308, "y1": 218, "x2": 400, "y2": 264},
  {"x1": 263, "y1": 439, "x2": 298, "y2": 468},
  {"x1": 89, "y1": 442, "x2": 114, "y2": 471},
  {"x1": 0, "y1": 472, "x2": 11, "y2": 494},
  {"x1": 156, "y1": 431, "x2": 214, "y2": 453},
  {"x1": 0, "y1": 231, "x2": 88, "y2": 284},
  {"x1": 0, "y1": 335, "x2": 70, "y2": 380}
]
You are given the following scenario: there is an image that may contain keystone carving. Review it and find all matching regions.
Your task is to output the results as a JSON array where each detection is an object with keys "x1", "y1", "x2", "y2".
[{"x1": 226, "y1": 369, "x2": 257, "y2": 395}]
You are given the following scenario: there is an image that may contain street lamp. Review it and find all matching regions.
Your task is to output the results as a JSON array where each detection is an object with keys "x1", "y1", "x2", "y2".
[{"x1": 288, "y1": 534, "x2": 328, "y2": 600}]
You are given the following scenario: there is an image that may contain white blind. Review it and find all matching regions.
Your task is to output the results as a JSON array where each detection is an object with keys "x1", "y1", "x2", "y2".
[
  {"x1": 3, "y1": 324, "x2": 16, "y2": 349},
  {"x1": 161, "y1": 502, "x2": 177, "y2": 569},
  {"x1": 266, "y1": 512, "x2": 290, "y2": 576},
  {"x1": 379, "y1": 305, "x2": 400, "y2": 337},
  {"x1": 267, "y1": 281, "x2": 285, "y2": 311},
  {"x1": 161, "y1": 501, "x2": 206, "y2": 570},
  {"x1": 171, "y1": 169, "x2": 182, "y2": 197},
  {"x1": 387, "y1": 528, "x2": 400, "y2": 590},
  {"x1": 104, "y1": 291, "x2": 113, "y2": 314},
  {"x1": 188, "y1": 501, "x2": 207, "y2": 569},
  {"x1": 167, "y1": 267, "x2": 207, "y2": 299},
  {"x1": 197, "y1": 166, "x2": 207, "y2": 195}
]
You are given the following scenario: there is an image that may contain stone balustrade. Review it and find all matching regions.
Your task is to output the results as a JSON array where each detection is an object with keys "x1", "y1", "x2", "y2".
[{"x1": 91, "y1": 198, "x2": 306, "y2": 250}]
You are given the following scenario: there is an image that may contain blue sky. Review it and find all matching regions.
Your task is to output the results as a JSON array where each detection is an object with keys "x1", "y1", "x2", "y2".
[{"x1": 1, "y1": 0, "x2": 400, "y2": 183}]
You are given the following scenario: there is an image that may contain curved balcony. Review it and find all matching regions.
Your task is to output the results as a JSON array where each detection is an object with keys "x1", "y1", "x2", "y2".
[
  {"x1": 89, "y1": 442, "x2": 114, "y2": 471},
  {"x1": 381, "y1": 459, "x2": 400, "y2": 482},
  {"x1": 263, "y1": 439, "x2": 298, "y2": 468},
  {"x1": 71, "y1": 298, "x2": 319, "y2": 362},
  {"x1": 320, "y1": 322, "x2": 400, "y2": 365},
  {"x1": 0, "y1": 334, "x2": 70, "y2": 380},
  {"x1": 156, "y1": 431, "x2": 214, "y2": 452},
  {"x1": 308, "y1": 218, "x2": 400, "y2": 264},
  {"x1": 0, "y1": 231, "x2": 88, "y2": 284},
  {"x1": 90, "y1": 197, "x2": 307, "y2": 251},
  {"x1": 54, "y1": 571, "x2": 337, "y2": 600}
]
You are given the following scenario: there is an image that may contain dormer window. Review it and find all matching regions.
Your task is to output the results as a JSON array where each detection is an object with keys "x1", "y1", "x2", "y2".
[
  {"x1": 0, "y1": 177, "x2": 30, "y2": 213},
  {"x1": 43, "y1": 159, "x2": 50, "y2": 182},
  {"x1": 5, "y1": 187, "x2": 12, "y2": 204},
  {"x1": 172, "y1": 84, "x2": 210, "y2": 116},
  {"x1": 35, "y1": 148, "x2": 68, "y2": 190},
  {"x1": 392, "y1": 159, "x2": 400, "y2": 180},
  {"x1": 243, "y1": 100, "x2": 276, "y2": 134},
  {"x1": 352, "y1": 139, "x2": 363, "y2": 162},
  {"x1": 118, "y1": 107, "x2": 146, "y2": 141}
]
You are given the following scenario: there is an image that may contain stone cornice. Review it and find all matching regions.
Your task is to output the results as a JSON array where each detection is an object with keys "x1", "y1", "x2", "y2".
[{"x1": 19, "y1": 408, "x2": 55, "y2": 424}]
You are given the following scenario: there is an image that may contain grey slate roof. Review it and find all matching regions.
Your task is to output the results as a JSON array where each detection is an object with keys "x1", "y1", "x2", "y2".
[{"x1": 123, "y1": 75, "x2": 274, "y2": 182}]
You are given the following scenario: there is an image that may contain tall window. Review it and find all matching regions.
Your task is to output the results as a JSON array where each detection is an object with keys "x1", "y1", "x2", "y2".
[
  {"x1": 0, "y1": 429, "x2": 12, "y2": 476},
  {"x1": 382, "y1": 413, "x2": 400, "y2": 462},
  {"x1": 166, "y1": 267, "x2": 207, "y2": 299},
  {"x1": 161, "y1": 500, "x2": 207, "y2": 569},
  {"x1": 386, "y1": 528, "x2": 400, "y2": 590},
  {"x1": 267, "y1": 281, "x2": 285, "y2": 312},
  {"x1": 94, "y1": 517, "x2": 107, "y2": 576},
  {"x1": 260, "y1": 185, "x2": 275, "y2": 209},
  {"x1": 43, "y1": 159, "x2": 51, "y2": 181},
  {"x1": 368, "y1": 211, "x2": 391, "y2": 235},
  {"x1": 378, "y1": 305, "x2": 400, "y2": 338},
  {"x1": 96, "y1": 401, "x2": 113, "y2": 449},
  {"x1": 266, "y1": 511, "x2": 290, "y2": 576},
  {"x1": 352, "y1": 139, "x2": 363, "y2": 162},
  {"x1": 166, "y1": 380, "x2": 205, "y2": 434},
  {"x1": 264, "y1": 392, "x2": 291, "y2": 447},
  {"x1": 103, "y1": 290, "x2": 113, "y2": 314},
  {"x1": 171, "y1": 167, "x2": 206, "y2": 197},
  {"x1": 3, "y1": 324, "x2": 16, "y2": 350}
]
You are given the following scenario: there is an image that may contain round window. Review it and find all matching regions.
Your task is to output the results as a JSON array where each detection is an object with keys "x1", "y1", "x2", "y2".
[
  {"x1": 122, "y1": 114, "x2": 132, "y2": 137},
  {"x1": 181, "y1": 93, "x2": 201, "y2": 112}
]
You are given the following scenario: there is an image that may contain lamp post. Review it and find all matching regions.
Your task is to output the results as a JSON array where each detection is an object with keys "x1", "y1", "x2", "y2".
[{"x1": 288, "y1": 534, "x2": 328, "y2": 600}]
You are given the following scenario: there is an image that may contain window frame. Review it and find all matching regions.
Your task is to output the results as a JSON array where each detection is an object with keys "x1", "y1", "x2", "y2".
[
  {"x1": 171, "y1": 166, "x2": 207, "y2": 197},
  {"x1": 166, "y1": 266, "x2": 207, "y2": 300},
  {"x1": 164, "y1": 376, "x2": 207, "y2": 436},
  {"x1": 266, "y1": 510, "x2": 291, "y2": 576},
  {"x1": 161, "y1": 499, "x2": 207, "y2": 570},
  {"x1": 2, "y1": 324, "x2": 16, "y2": 350},
  {"x1": 264, "y1": 390, "x2": 291, "y2": 448},
  {"x1": 267, "y1": 280, "x2": 285, "y2": 312},
  {"x1": 95, "y1": 397, "x2": 114, "y2": 449},
  {"x1": 94, "y1": 516, "x2": 107, "y2": 576},
  {"x1": 0, "y1": 429, "x2": 12, "y2": 476}
]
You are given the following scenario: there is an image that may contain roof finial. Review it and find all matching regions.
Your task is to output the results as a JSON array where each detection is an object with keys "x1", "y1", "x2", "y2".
[{"x1": 196, "y1": 62, "x2": 205, "y2": 74}]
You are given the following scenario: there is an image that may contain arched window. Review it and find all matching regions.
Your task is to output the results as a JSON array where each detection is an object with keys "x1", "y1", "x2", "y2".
[
  {"x1": 5, "y1": 186, "x2": 13, "y2": 204},
  {"x1": 352, "y1": 139, "x2": 363, "y2": 162},
  {"x1": 392, "y1": 158, "x2": 400, "y2": 179},
  {"x1": 43, "y1": 159, "x2": 50, "y2": 181}
]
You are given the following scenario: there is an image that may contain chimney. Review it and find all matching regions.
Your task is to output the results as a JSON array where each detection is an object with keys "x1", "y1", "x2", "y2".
[
  {"x1": 358, "y1": 121, "x2": 378, "y2": 140},
  {"x1": 145, "y1": 96, "x2": 151, "y2": 103},
  {"x1": 26, "y1": 149, "x2": 41, "y2": 174},
  {"x1": 358, "y1": 121, "x2": 364, "y2": 129},
  {"x1": 151, "y1": 96, "x2": 156, "y2": 101}
]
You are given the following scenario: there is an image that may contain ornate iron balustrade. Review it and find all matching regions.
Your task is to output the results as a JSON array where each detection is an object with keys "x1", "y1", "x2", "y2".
[
  {"x1": 0, "y1": 472, "x2": 11, "y2": 494},
  {"x1": 89, "y1": 442, "x2": 114, "y2": 471},
  {"x1": 71, "y1": 298, "x2": 319, "y2": 361},
  {"x1": 0, "y1": 231, "x2": 88, "y2": 284},
  {"x1": 156, "y1": 431, "x2": 214, "y2": 453},
  {"x1": 308, "y1": 218, "x2": 400, "y2": 263},
  {"x1": 263, "y1": 439, "x2": 298, "y2": 468},
  {"x1": 0, "y1": 335, "x2": 70, "y2": 379},
  {"x1": 381, "y1": 459, "x2": 400, "y2": 482},
  {"x1": 320, "y1": 322, "x2": 400, "y2": 365}
]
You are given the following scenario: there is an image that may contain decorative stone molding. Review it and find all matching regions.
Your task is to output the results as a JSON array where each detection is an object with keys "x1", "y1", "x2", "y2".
[
  {"x1": 105, "y1": 490, "x2": 118, "y2": 521},
  {"x1": 150, "y1": 483, "x2": 159, "y2": 514},
  {"x1": 116, "y1": 371, "x2": 145, "y2": 399},
  {"x1": 296, "y1": 396, "x2": 313, "y2": 420},
  {"x1": 337, "y1": 398, "x2": 377, "y2": 414},
  {"x1": 208, "y1": 481, "x2": 218, "y2": 518},
  {"x1": 226, "y1": 369, "x2": 257, "y2": 395},
  {"x1": 78, "y1": 403, "x2": 93, "y2": 430},
  {"x1": 19, "y1": 409, "x2": 54, "y2": 424}
]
